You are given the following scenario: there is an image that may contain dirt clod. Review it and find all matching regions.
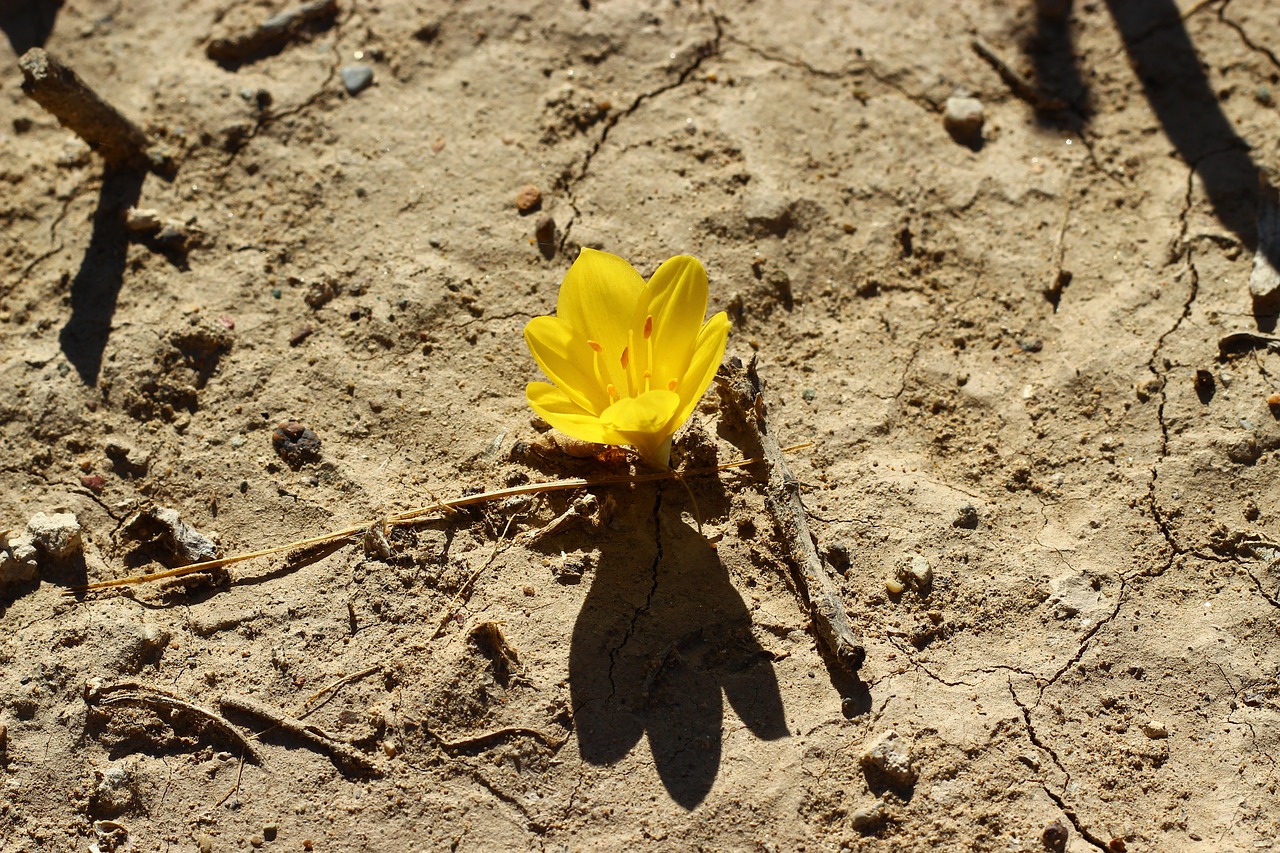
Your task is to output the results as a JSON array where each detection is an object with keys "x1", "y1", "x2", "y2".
[{"x1": 272, "y1": 421, "x2": 322, "y2": 468}]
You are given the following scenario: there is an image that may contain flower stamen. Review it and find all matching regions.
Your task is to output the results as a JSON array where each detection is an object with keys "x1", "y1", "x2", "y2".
[{"x1": 586, "y1": 339, "x2": 607, "y2": 393}]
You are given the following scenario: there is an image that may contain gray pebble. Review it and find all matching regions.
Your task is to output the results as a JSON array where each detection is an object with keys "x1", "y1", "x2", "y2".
[
  {"x1": 850, "y1": 798, "x2": 886, "y2": 831},
  {"x1": 26, "y1": 512, "x2": 83, "y2": 559},
  {"x1": 859, "y1": 730, "x2": 916, "y2": 788},
  {"x1": 943, "y1": 96, "x2": 984, "y2": 145},
  {"x1": 341, "y1": 65, "x2": 374, "y2": 95},
  {"x1": 953, "y1": 503, "x2": 979, "y2": 529}
]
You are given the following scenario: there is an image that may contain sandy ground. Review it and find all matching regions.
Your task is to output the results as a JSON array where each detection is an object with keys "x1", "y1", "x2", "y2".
[{"x1": 2, "y1": 0, "x2": 1280, "y2": 850}]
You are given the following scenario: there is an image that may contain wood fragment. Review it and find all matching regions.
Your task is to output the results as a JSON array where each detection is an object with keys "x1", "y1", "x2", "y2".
[
  {"x1": 206, "y1": 0, "x2": 339, "y2": 66},
  {"x1": 425, "y1": 725, "x2": 566, "y2": 755},
  {"x1": 970, "y1": 38, "x2": 1068, "y2": 112},
  {"x1": 717, "y1": 358, "x2": 866, "y2": 676},
  {"x1": 218, "y1": 693, "x2": 379, "y2": 774},
  {"x1": 86, "y1": 681, "x2": 262, "y2": 763},
  {"x1": 19, "y1": 48, "x2": 152, "y2": 170}
]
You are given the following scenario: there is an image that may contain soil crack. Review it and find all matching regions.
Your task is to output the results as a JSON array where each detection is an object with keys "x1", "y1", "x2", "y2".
[
  {"x1": 557, "y1": 12, "x2": 724, "y2": 252},
  {"x1": 1218, "y1": 1, "x2": 1280, "y2": 74},
  {"x1": 607, "y1": 487, "x2": 663, "y2": 698},
  {"x1": 1009, "y1": 680, "x2": 1112, "y2": 852}
]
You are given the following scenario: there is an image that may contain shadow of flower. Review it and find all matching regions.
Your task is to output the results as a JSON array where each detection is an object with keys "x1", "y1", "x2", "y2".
[{"x1": 568, "y1": 484, "x2": 789, "y2": 809}]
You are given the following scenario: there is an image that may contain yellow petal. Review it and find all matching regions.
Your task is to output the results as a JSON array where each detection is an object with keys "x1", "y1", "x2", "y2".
[
  {"x1": 633, "y1": 256, "x2": 709, "y2": 389},
  {"x1": 671, "y1": 311, "x2": 730, "y2": 427},
  {"x1": 556, "y1": 248, "x2": 645, "y2": 390},
  {"x1": 600, "y1": 390, "x2": 681, "y2": 467},
  {"x1": 527, "y1": 382, "x2": 627, "y2": 446},
  {"x1": 524, "y1": 316, "x2": 610, "y2": 414}
]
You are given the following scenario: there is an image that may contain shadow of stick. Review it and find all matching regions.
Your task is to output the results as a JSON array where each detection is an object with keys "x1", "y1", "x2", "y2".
[{"x1": 59, "y1": 166, "x2": 145, "y2": 384}]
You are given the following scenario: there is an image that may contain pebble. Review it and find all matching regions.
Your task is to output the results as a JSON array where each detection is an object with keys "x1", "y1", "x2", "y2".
[
  {"x1": 26, "y1": 512, "x2": 83, "y2": 559},
  {"x1": 105, "y1": 439, "x2": 151, "y2": 475},
  {"x1": 943, "y1": 96, "x2": 984, "y2": 145},
  {"x1": 903, "y1": 555, "x2": 932, "y2": 591},
  {"x1": 953, "y1": 503, "x2": 979, "y2": 529},
  {"x1": 859, "y1": 730, "x2": 916, "y2": 788},
  {"x1": 1042, "y1": 819, "x2": 1069, "y2": 852},
  {"x1": 850, "y1": 798, "x2": 886, "y2": 831},
  {"x1": 1249, "y1": 183, "x2": 1280, "y2": 303},
  {"x1": 124, "y1": 207, "x2": 163, "y2": 234},
  {"x1": 515, "y1": 184, "x2": 542, "y2": 213},
  {"x1": 341, "y1": 65, "x2": 374, "y2": 95},
  {"x1": 273, "y1": 421, "x2": 322, "y2": 468},
  {"x1": 0, "y1": 531, "x2": 39, "y2": 584},
  {"x1": 1141, "y1": 719, "x2": 1169, "y2": 739},
  {"x1": 825, "y1": 541, "x2": 851, "y2": 574},
  {"x1": 123, "y1": 507, "x2": 218, "y2": 565}
]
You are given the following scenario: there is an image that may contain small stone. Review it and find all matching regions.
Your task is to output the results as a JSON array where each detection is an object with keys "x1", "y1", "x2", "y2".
[
  {"x1": 26, "y1": 512, "x2": 83, "y2": 559},
  {"x1": 1042, "y1": 819, "x2": 1069, "y2": 851},
  {"x1": 0, "y1": 531, "x2": 39, "y2": 584},
  {"x1": 943, "y1": 96, "x2": 984, "y2": 145},
  {"x1": 1141, "y1": 719, "x2": 1169, "y2": 739},
  {"x1": 123, "y1": 507, "x2": 218, "y2": 566},
  {"x1": 79, "y1": 474, "x2": 107, "y2": 495},
  {"x1": 341, "y1": 65, "x2": 374, "y2": 95},
  {"x1": 272, "y1": 422, "x2": 322, "y2": 468},
  {"x1": 263, "y1": 822, "x2": 278, "y2": 841},
  {"x1": 953, "y1": 503, "x2": 979, "y2": 529},
  {"x1": 124, "y1": 207, "x2": 163, "y2": 234},
  {"x1": 382, "y1": 738, "x2": 398, "y2": 759},
  {"x1": 515, "y1": 184, "x2": 542, "y2": 213},
  {"x1": 825, "y1": 541, "x2": 851, "y2": 574},
  {"x1": 850, "y1": 798, "x2": 886, "y2": 831},
  {"x1": 105, "y1": 439, "x2": 151, "y2": 476},
  {"x1": 1250, "y1": 182, "x2": 1280, "y2": 306},
  {"x1": 197, "y1": 833, "x2": 214, "y2": 853},
  {"x1": 904, "y1": 555, "x2": 933, "y2": 591},
  {"x1": 554, "y1": 549, "x2": 595, "y2": 583},
  {"x1": 885, "y1": 576, "x2": 905, "y2": 595},
  {"x1": 289, "y1": 324, "x2": 314, "y2": 346},
  {"x1": 859, "y1": 730, "x2": 916, "y2": 788}
]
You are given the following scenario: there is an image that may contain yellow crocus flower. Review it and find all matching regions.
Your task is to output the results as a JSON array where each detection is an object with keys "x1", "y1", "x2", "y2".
[{"x1": 524, "y1": 248, "x2": 731, "y2": 467}]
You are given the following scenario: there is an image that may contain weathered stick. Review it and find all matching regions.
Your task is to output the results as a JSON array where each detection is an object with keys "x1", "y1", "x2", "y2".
[
  {"x1": 219, "y1": 693, "x2": 379, "y2": 774},
  {"x1": 19, "y1": 48, "x2": 151, "y2": 170},
  {"x1": 970, "y1": 38, "x2": 1068, "y2": 112},
  {"x1": 87, "y1": 681, "x2": 262, "y2": 763},
  {"x1": 717, "y1": 358, "x2": 866, "y2": 676},
  {"x1": 206, "y1": 0, "x2": 339, "y2": 65}
]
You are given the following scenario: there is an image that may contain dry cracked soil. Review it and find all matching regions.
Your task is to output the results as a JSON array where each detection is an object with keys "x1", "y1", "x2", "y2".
[{"x1": 2, "y1": 0, "x2": 1280, "y2": 851}]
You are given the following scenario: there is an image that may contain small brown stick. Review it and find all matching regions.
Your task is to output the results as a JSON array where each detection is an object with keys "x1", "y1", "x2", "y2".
[
  {"x1": 425, "y1": 725, "x2": 567, "y2": 755},
  {"x1": 218, "y1": 693, "x2": 379, "y2": 774},
  {"x1": 513, "y1": 493, "x2": 598, "y2": 547},
  {"x1": 295, "y1": 664, "x2": 382, "y2": 718},
  {"x1": 19, "y1": 48, "x2": 152, "y2": 170},
  {"x1": 206, "y1": 0, "x2": 340, "y2": 65},
  {"x1": 717, "y1": 358, "x2": 866, "y2": 677},
  {"x1": 87, "y1": 681, "x2": 262, "y2": 763},
  {"x1": 970, "y1": 38, "x2": 1068, "y2": 112}
]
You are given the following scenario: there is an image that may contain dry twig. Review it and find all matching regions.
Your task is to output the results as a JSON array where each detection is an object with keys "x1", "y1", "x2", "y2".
[
  {"x1": 970, "y1": 38, "x2": 1068, "y2": 112},
  {"x1": 86, "y1": 681, "x2": 262, "y2": 763},
  {"x1": 717, "y1": 358, "x2": 866, "y2": 677},
  {"x1": 19, "y1": 48, "x2": 153, "y2": 170},
  {"x1": 218, "y1": 693, "x2": 379, "y2": 774}
]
